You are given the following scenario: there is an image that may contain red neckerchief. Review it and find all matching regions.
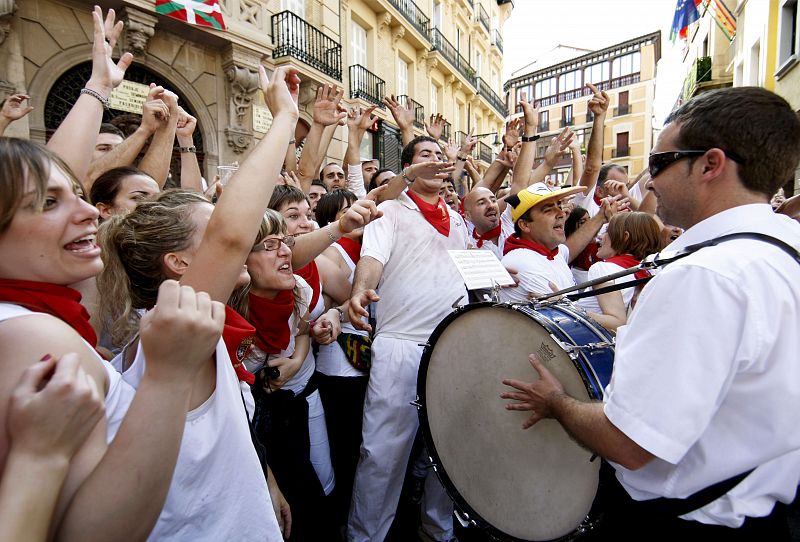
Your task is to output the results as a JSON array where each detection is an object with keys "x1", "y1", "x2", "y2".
[
  {"x1": 593, "y1": 190, "x2": 603, "y2": 207},
  {"x1": 247, "y1": 290, "x2": 294, "y2": 355},
  {"x1": 406, "y1": 190, "x2": 451, "y2": 237},
  {"x1": 222, "y1": 305, "x2": 257, "y2": 384},
  {"x1": 502, "y1": 235, "x2": 559, "y2": 260},
  {"x1": 572, "y1": 241, "x2": 599, "y2": 271},
  {"x1": 472, "y1": 224, "x2": 502, "y2": 248},
  {"x1": 336, "y1": 237, "x2": 361, "y2": 265},
  {"x1": 0, "y1": 279, "x2": 97, "y2": 347},
  {"x1": 295, "y1": 261, "x2": 321, "y2": 311},
  {"x1": 458, "y1": 197, "x2": 466, "y2": 218},
  {"x1": 604, "y1": 254, "x2": 650, "y2": 280}
]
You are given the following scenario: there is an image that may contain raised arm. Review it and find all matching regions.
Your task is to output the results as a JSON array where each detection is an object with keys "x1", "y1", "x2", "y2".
[
  {"x1": 577, "y1": 83, "x2": 610, "y2": 190},
  {"x1": 343, "y1": 105, "x2": 377, "y2": 198},
  {"x1": 47, "y1": 7, "x2": 132, "y2": 183},
  {"x1": 175, "y1": 106, "x2": 202, "y2": 191},
  {"x1": 137, "y1": 87, "x2": 179, "y2": 188},
  {"x1": 383, "y1": 95, "x2": 415, "y2": 146},
  {"x1": 0, "y1": 94, "x2": 34, "y2": 137},
  {"x1": 296, "y1": 84, "x2": 346, "y2": 192},
  {"x1": 565, "y1": 198, "x2": 617, "y2": 262},
  {"x1": 180, "y1": 65, "x2": 300, "y2": 303},
  {"x1": 528, "y1": 127, "x2": 574, "y2": 187},
  {"x1": 565, "y1": 137, "x2": 583, "y2": 187},
  {"x1": 424, "y1": 113, "x2": 446, "y2": 141},
  {"x1": 512, "y1": 99, "x2": 539, "y2": 189}
]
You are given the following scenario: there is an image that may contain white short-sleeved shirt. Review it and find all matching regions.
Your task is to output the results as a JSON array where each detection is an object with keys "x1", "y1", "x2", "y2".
[
  {"x1": 362, "y1": 191, "x2": 469, "y2": 342},
  {"x1": 499, "y1": 244, "x2": 575, "y2": 302},
  {"x1": 604, "y1": 204, "x2": 800, "y2": 527},
  {"x1": 467, "y1": 205, "x2": 516, "y2": 259},
  {"x1": 576, "y1": 260, "x2": 638, "y2": 314}
]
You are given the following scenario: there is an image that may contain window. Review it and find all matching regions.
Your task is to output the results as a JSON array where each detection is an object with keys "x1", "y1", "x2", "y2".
[
  {"x1": 562, "y1": 105, "x2": 573, "y2": 126},
  {"x1": 492, "y1": 72, "x2": 500, "y2": 93},
  {"x1": 535, "y1": 77, "x2": 557, "y2": 98},
  {"x1": 777, "y1": 0, "x2": 799, "y2": 74},
  {"x1": 456, "y1": 28, "x2": 461, "y2": 54},
  {"x1": 431, "y1": 84, "x2": 439, "y2": 115},
  {"x1": 558, "y1": 70, "x2": 581, "y2": 92},
  {"x1": 282, "y1": 0, "x2": 305, "y2": 17},
  {"x1": 616, "y1": 132, "x2": 629, "y2": 157},
  {"x1": 538, "y1": 110, "x2": 549, "y2": 131},
  {"x1": 516, "y1": 84, "x2": 532, "y2": 104},
  {"x1": 351, "y1": 21, "x2": 368, "y2": 66},
  {"x1": 584, "y1": 62, "x2": 610, "y2": 85},
  {"x1": 475, "y1": 51, "x2": 482, "y2": 76},
  {"x1": 398, "y1": 59, "x2": 409, "y2": 96},
  {"x1": 617, "y1": 91, "x2": 629, "y2": 115},
  {"x1": 611, "y1": 52, "x2": 641, "y2": 77},
  {"x1": 433, "y1": 0, "x2": 442, "y2": 30}
]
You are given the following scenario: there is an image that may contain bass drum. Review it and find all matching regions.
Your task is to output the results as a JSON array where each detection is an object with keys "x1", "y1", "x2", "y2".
[{"x1": 417, "y1": 302, "x2": 614, "y2": 541}]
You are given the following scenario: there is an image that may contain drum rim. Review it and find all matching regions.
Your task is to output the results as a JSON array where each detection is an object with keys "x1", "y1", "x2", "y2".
[{"x1": 417, "y1": 301, "x2": 605, "y2": 542}]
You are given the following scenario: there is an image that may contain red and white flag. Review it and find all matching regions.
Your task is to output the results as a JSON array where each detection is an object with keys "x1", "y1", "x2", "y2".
[{"x1": 155, "y1": 0, "x2": 226, "y2": 31}]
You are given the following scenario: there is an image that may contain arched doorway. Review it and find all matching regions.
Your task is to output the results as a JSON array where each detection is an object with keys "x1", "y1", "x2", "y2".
[{"x1": 44, "y1": 62, "x2": 205, "y2": 186}]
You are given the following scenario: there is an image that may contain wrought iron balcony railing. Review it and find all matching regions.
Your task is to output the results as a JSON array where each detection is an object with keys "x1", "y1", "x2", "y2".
[
  {"x1": 349, "y1": 65, "x2": 385, "y2": 107},
  {"x1": 398, "y1": 94, "x2": 425, "y2": 128},
  {"x1": 441, "y1": 119, "x2": 451, "y2": 141},
  {"x1": 614, "y1": 104, "x2": 630, "y2": 116},
  {"x1": 493, "y1": 30, "x2": 503, "y2": 53},
  {"x1": 387, "y1": 0, "x2": 430, "y2": 39},
  {"x1": 560, "y1": 117, "x2": 574, "y2": 128},
  {"x1": 430, "y1": 28, "x2": 476, "y2": 87},
  {"x1": 538, "y1": 120, "x2": 550, "y2": 132},
  {"x1": 476, "y1": 78, "x2": 507, "y2": 116},
  {"x1": 477, "y1": 4, "x2": 490, "y2": 33},
  {"x1": 272, "y1": 11, "x2": 342, "y2": 80},
  {"x1": 610, "y1": 73, "x2": 641, "y2": 89},
  {"x1": 612, "y1": 147, "x2": 630, "y2": 158},
  {"x1": 476, "y1": 140, "x2": 493, "y2": 163},
  {"x1": 455, "y1": 130, "x2": 469, "y2": 145}
]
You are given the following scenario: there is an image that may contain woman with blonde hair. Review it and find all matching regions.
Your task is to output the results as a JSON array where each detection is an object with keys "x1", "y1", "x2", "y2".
[{"x1": 577, "y1": 211, "x2": 663, "y2": 332}]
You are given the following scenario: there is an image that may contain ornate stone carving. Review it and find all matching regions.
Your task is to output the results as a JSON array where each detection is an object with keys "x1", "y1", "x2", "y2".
[
  {"x1": 298, "y1": 81, "x2": 319, "y2": 107},
  {"x1": 377, "y1": 12, "x2": 392, "y2": 39},
  {"x1": 0, "y1": 0, "x2": 15, "y2": 47},
  {"x1": 391, "y1": 26, "x2": 405, "y2": 50},
  {"x1": 120, "y1": 7, "x2": 157, "y2": 56},
  {"x1": 222, "y1": 45, "x2": 261, "y2": 154},
  {"x1": 425, "y1": 55, "x2": 438, "y2": 76}
]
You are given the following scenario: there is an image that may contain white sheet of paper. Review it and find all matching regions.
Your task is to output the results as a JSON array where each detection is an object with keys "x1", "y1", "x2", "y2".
[{"x1": 448, "y1": 250, "x2": 515, "y2": 291}]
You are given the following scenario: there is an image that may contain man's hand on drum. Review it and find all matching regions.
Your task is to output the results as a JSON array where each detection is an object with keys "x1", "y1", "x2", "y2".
[
  {"x1": 501, "y1": 354, "x2": 565, "y2": 429},
  {"x1": 526, "y1": 281, "x2": 562, "y2": 301}
]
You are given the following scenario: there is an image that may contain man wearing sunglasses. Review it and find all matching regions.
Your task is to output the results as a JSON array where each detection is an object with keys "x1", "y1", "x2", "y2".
[{"x1": 502, "y1": 86, "x2": 800, "y2": 539}]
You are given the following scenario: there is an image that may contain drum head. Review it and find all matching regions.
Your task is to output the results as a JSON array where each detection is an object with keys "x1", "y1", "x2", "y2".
[{"x1": 420, "y1": 305, "x2": 599, "y2": 541}]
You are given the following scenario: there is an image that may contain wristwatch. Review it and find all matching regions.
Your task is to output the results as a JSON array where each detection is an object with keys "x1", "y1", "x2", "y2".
[
  {"x1": 402, "y1": 167, "x2": 416, "y2": 186},
  {"x1": 520, "y1": 134, "x2": 540, "y2": 142},
  {"x1": 333, "y1": 306, "x2": 345, "y2": 322}
]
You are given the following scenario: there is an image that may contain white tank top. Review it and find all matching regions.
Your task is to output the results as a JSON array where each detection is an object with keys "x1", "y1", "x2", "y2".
[
  {"x1": 112, "y1": 330, "x2": 282, "y2": 541},
  {"x1": 316, "y1": 243, "x2": 368, "y2": 377},
  {"x1": 0, "y1": 303, "x2": 134, "y2": 443}
]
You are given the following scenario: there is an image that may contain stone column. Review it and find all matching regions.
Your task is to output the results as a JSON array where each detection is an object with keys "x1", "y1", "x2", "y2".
[{"x1": 222, "y1": 44, "x2": 261, "y2": 156}]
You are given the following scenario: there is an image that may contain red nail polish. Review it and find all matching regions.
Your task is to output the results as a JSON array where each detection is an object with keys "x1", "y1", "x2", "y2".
[{"x1": 40, "y1": 353, "x2": 53, "y2": 362}]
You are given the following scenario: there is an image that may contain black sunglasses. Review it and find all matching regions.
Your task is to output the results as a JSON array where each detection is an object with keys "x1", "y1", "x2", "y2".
[{"x1": 648, "y1": 149, "x2": 744, "y2": 178}]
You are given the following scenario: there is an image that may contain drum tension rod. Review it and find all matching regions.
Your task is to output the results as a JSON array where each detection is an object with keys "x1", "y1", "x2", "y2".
[{"x1": 557, "y1": 341, "x2": 613, "y2": 353}]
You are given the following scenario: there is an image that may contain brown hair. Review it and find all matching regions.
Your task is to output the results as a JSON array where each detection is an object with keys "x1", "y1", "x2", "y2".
[
  {"x1": 89, "y1": 166, "x2": 152, "y2": 206},
  {"x1": 0, "y1": 137, "x2": 83, "y2": 233},
  {"x1": 606, "y1": 212, "x2": 663, "y2": 260},
  {"x1": 268, "y1": 184, "x2": 309, "y2": 212}
]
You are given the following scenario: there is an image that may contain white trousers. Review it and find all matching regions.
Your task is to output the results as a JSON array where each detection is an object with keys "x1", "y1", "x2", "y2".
[
  {"x1": 307, "y1": 389, "x2": 336, "y2": 496},
  {"x1": 347, "y1": 336, "x2": 453, "y2": 542}
]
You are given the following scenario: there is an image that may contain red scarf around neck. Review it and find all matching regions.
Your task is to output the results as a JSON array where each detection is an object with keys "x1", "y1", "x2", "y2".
[
  {"x1": 247, "y1": 290, "x2": 295, "y2": 355},
  {"x1": 502, "y1": 235, "x2": 560, "y2": 260},
  {"x1": 295, "y1": 261, "x2": 321, "y2": 311},
  {"x1": 472, "y1": 224, "x2": 502, "y2": 248},
  {"x1": 0, "y1": 279, "x2": 97, "y2": 347},
  {"x1": 604, "y1": 254, "x2": 650, "y2": 280},
  {"x1": 593, "y1": 189, "x2": 604, "y2": 207},
  {"x1": 336, "y1": 237, "x2": 361, "y2": 265},
  {"x1": 572, "y1": 241, "x2": 600, "y2": 271},
  {"x1": 406, "y1": 190, "x2": 451, "y2": 237},
  {"x1": 222, "y1": 305, "x2": 257, "y2": 384}
]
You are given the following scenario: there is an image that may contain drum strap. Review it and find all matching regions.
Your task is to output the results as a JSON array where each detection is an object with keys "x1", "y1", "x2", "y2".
[{"x1": 541, "y1": 232, "x2": 800, "y2": 303}]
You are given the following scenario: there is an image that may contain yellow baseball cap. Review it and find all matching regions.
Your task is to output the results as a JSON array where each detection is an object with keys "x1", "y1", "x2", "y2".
[{"x1": 510, "y1": 182, "x2": 587, "y2": 222}]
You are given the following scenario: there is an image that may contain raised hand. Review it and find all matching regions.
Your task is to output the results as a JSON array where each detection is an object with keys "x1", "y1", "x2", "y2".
[
  {"x1": 86, "y1": 6, "x2": 133, "y2": 96},
  {"x1": 443, "y1": 140, "x2": 459, "y2": 163},
  {"x1": 544, "y1": 127, "x2": 575, "y2": 167},
  {"x1": 410, "y1": 160, "x2": 456, "y2": 181},
  {"x1": 139, "y1": 280, "x2": 226, "y2": 382},
  {"x1": 519, "y1": 98, "x2": 538, "y2": 134},
  {"x1": 175, "y1": 106, "x2": 197, "y2": 139},
  {"x1": 503, "y1": 118, "x2": 521, "y2": 148},
  {"x1": 313, "y1": 84, "x2": 347, "y2": 126},
  {"x1": 140, "y1": 86, "x2": 169, "y2": 134},
  {"x1": 357, "y1": 105, "x2": 378, "y2": 132},
  {"x1": 259, "y1": 65, "x2": 301, "y2": 121},
  {"x1": 460, "y1": 130, "x2": 478, "y2": 156},
  {"x1": 586, "y1": 83, "x2": 610, "y2": 116},
  {"x1": 0, "y1": 94, "x2": 34, "y2": 122},
  {"x1": 6, "y1": 353, "x2": 104, "y2": 460},
  {"x1": 425, "y1": 113, "x2": 446, "y2": 140},
  {"x1": 347, "y1": 289, "x2": 380, "y2": 332},
  {"x1": 496, "y1": 148, "x2": 518, "y2": 169},
  {"x1": 383, "y1": 94, "x2": 415, "y2": 131},
  {"x1": 337, "y1": 199, "x2": 383, "y2": 234}
]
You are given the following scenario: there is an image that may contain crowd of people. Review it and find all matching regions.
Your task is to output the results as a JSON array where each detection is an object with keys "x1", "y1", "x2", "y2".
[{"x1": 1, "y1": 7, "x2": 799, "y2": 542}]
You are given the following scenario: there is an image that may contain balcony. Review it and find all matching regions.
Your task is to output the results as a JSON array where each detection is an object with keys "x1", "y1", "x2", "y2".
[
  {"x1": 476, "y1": 78, "x2": 507, "y2": 117},
  {"x1": 610, "y1": 73, "x2": 641, "y2": 89},
  {"x1": 611, "y1": 147, "x2": 630, "y2": 158},
  {"x1": 476, "y1": 140, "x2": 493, "y2": 163},
  {"x1": 556, "y1": 88, "x2": 585, "y2": 102},
  {"x1": 398, "y1": 94, "x2": 425, "y2": 128},
  {"x1": 682, "y1": 56, "x2": 712, "y2": 101},
  {"x1": 477, "y1": 4, "x2": 490, "y2": 33},
  {"x1": 538, "y1": 120, "x2": 549, "y2": 132},
  {"x1": 534, "y1": 96, "x2": 558, "y2": 108},
  {"x1": 614, "y1": 104, "x2": 630, "y2": 116},
  {"x1": 272, "y1": 11, "x2": 342, "y2": 81},
  {"x1": 455, "y1": 130, "x2": 469, "y2": 145},
  {"x1": 560, "y1": 117, "x2": 574, "y2": 128},
  {"x1": 386, "y1": 0, "x2": 430, "y2": 40},
  {"x1": 585, "y1": 111, "x2": 595, "y2": 123},
  {"x1": 492, "y1": 30, "x2": 503, "y2": 53},
  {"x1": 441, "y1": 119, "x2": 451, "y2": 141},
  {"x1": 349, "y1": 65, "x2": 385, "y2": 107},
  {"x1": 430, "y1": 28, "x2": 476, "y2": 87},
  {"x1": 464, "y1": 0, "x2": 474, "y2": 8}
]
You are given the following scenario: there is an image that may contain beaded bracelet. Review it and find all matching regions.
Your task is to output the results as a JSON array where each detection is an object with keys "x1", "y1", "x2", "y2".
[{"x1": 80, "y1": 87, "x2": 109, "y2": 110}]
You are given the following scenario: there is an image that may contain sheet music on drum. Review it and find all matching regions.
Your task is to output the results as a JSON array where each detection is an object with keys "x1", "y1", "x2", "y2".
[{"x1": 448, "y1": 250, "x2": 515, "y2": 291}]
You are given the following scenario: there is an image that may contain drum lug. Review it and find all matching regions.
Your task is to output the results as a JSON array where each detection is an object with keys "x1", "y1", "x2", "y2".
[
  {"x1": 410, "y1": 397, "x2": 422, "y2": 409},
  {"x1": 454, "y1": 509, "x2": 476, "y2": 528},
  {"x1": 556, "y1": 339, "x2": 614, "y2": 354}
]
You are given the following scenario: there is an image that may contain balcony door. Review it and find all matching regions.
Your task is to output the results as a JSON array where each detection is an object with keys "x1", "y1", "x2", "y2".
[
  {"x1": 282, "y1": 0, "x2": 305, "y2": 17},
  {"x1": 351, "y1": 21, "x2": 368, "y2": 67}
]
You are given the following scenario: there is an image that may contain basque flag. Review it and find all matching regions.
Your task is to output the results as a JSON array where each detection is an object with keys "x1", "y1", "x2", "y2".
[
  {"x1": 670, "y1": 0, "x2": 702, "y2": 41},
  {"x1": 155, "y1": 0, "x2": 226, "y2": 31}
]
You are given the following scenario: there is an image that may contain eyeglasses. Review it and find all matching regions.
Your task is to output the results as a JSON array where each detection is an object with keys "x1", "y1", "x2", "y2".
[
  {"x1": 251, "y1": 235, "x2": 295, "y2": 252},
  {"x1": 648, "y1": 149, "x2": 745, "y2": 178}
]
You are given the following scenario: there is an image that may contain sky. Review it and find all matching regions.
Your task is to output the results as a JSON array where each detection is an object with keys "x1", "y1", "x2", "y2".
[{"x1": 502, "y1": 0, "x2": 686, "y2": 127}]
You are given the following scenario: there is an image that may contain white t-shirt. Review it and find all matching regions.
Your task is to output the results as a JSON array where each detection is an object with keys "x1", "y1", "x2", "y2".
[
  {"x1": 467, "y1": 205, "x2": 516, "y2": 260},
  {"x1": 499, "y1": 244, "x2": 575, "y2": 302},
  {"x1": 576, "y1": 260, "x2": 638, "y2": 314},
  {"x1": 362, "y1": 191, "x2": 469, "y2": 342},
  {"x1": 604, "y1": 204, "x2": 800, "y2": 527},
  {"x1": 112, "y1": 332, "x2": 282, "y2": 540}
]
